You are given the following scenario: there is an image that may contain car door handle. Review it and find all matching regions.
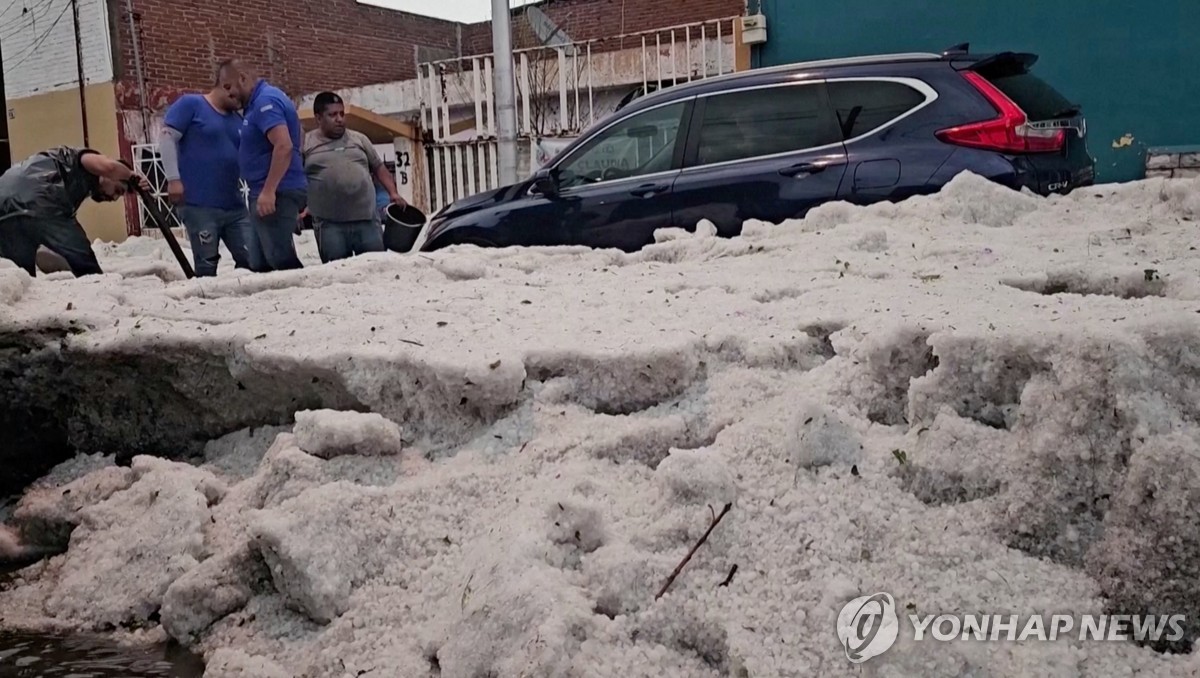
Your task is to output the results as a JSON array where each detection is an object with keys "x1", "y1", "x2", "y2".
[
  {"x1": 630, "y1": 183, "x2": 668, "y2": 198},
  {"x1": 779, "y1": 162, "x2": 828, "y2": 177}
]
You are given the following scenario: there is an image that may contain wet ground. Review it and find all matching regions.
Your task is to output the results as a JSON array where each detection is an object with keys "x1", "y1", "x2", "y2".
[
  {"x1": 0, "y1": 630, "x2": 205, "y2": 677},
  {"x1": 0, "y1": 558, "x2": 205, "y2": 677}
]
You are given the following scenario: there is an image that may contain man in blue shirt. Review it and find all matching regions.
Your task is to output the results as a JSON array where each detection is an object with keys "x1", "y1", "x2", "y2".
[
  {"x1": 158, "y1": 78, "x2": 249, "y2": 277},
  {"x1": 217, "y1": 59, "x2": 306, "y2": 272}
]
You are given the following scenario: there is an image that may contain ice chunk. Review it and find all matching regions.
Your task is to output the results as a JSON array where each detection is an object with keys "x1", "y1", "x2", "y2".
[
  {"x1": 852, "y1": 227, "x2": 889, "y2": 252},
  {"x1": 526, "y1": 345, "x2": 701, "y2": 415},
  {"x1": 790, "y1": 402, "x2": 863, "y2": 469},
  {"x1": 249, "y1": 481, "x2": 394, "y2": 624},
  {"x1": 655, "y1": 447, "x2": 737, "y2": 505},
  {"x1": 1159, "y1": 175, "x2": 1200, "y2": 220},
  {"x1": 898, "y1": 408, "x2": 1007, "y2": 506},
  {"x1": 834, "y1": 324, "x2": 936, "y2": 426},
  {"x1": 801, "y1": 199, "x2": 860, "y2": 232},
  {"x1": 0, "y1": 524, "x2": 23, "y2": 561},
  {"x1": 652, "y1": 226, "x2": 692, "y2": 243},
  {"x1": 25, "y1": 452, "x2": 116, "y2": 490},
  {"x1": 0, "y1": 263, "x2": 30, "y2": 305},
  {"x1": 584, "y1": 542, "x2": 668, "y2": 618},
  {"x1": 1087, "y1": 433, "x2": 1200, "y2": 652},
  {"x1": 44, "y1": 458, "x2": 220, "y2": 627},
  {"x1": 203, "y1": 424, "x2": 291, "y2": 480},
  {"x1": 12, "y1": 465, "x2": 135, "y2": 552},
  {"x1": 292, "y1": 409, "x2": 403, "y2": 459},
  {"x1": 161, "y1": 540, "x2": 267, "y2": 644},
  {"x1": 543, "y1": 497, "x2": 608, "y2": 569},
  {"x1": 130, "y1": 455, "x2": 227, "y2": 506},
  {"x1": 433, "y1": 256, "x2": 488, "y2": 280},
  {"x1": 251, "y1": 506, "x2": 354, "y2": 624},
  {"x1": 916, "y1": 171, "x2": 1040, "y2": 228},
  {"x1": 234, "y1": 433, "x2": 327, "y2": 509},
  {"x1": 431, "y1": 538, "x2": 594, "y2": 678},
  {"x1": 202, "y1": 648, "x2": 290, "y2": 678}
]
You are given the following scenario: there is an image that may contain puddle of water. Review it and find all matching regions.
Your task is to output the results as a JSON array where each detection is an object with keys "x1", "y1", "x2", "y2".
[
  {"x1": 0, "y1": 504, "x2": 205, "y2": 676},
  {"x1": 0, "y1": 630, "x2": 205, "y2": 677}
]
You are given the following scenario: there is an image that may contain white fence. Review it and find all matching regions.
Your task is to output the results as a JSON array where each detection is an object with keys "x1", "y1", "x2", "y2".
[{"x1": 418, "y1": 16, "x2": 742, "y2": 214}]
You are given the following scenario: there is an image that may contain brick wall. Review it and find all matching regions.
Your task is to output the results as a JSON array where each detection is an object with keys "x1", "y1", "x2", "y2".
[
  {"x1": 1145, "y1": 147, "x2": 1200, "y2": 180},
  {"x1": 111, "y1": 0, "x2": 744, "y2": 111},
  {"x1": 112, "y1": 0, "x2": 463, "y2": 110},
  {"x1": 463, "y1": 0, "x2": 745, "y2": 55}
]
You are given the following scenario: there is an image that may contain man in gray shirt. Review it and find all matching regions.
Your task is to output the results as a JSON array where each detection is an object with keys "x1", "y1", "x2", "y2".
[{"x1": 302, "y1": 92, "x2": 404, "y2": 263}]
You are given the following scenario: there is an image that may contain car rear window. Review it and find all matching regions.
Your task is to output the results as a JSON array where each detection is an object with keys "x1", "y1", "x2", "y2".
[
  {"x1": 827, "y1": 81, "x2": 928, "y2": 139},
  {"x1": 985, "y1": 72, "x2": 1076, "y2": 121}
]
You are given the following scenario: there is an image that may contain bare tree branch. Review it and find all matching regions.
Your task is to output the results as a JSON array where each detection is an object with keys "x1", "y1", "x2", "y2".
[{"x1": 655, "y1": 502, "x2": 734, "y2": 601}]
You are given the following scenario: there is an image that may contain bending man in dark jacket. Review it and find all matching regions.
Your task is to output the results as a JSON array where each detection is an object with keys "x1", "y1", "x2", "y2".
[{"x1": 0, "y1": 147, "x2": 149, "y2": 277}]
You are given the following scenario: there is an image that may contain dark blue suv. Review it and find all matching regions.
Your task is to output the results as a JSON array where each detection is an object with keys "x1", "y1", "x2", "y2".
[{"x1": 420, "y1": 46, "x2": 1094, "y2": 253}]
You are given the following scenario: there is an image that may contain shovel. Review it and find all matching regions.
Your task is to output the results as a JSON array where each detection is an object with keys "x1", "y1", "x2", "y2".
[{"x1": 128, "y1": 180, "x2": 195, "y2": 279}]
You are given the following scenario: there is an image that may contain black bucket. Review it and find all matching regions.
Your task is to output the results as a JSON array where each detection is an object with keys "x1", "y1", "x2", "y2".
[{"x1": 382, "y1": 203, "x2": 426, "y2": 253}]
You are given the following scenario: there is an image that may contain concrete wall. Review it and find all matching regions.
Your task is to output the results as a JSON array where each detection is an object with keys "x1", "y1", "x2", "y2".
[
  {"x1": 753, "y1": 0, "x2": 1200, "y2": 183},
  {"x1": 8, "y1": 86, "x2": 127, "y2": 243}
]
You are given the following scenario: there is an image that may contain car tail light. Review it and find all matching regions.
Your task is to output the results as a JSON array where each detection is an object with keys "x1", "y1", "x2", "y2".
[{"x1": 936, "y1": 71, "x2": 1065, "y2": 153}]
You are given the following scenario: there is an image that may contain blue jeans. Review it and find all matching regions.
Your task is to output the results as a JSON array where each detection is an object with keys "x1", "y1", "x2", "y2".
[
  {"x1": 0, "y1": 215, "x2": 102, "y2": 277},
  {"x1": 176, "y1": 205, "x2": 251, "y2": 277},
  {"x1": 314, "y1": 218, "x2": 385, "y2": 263},
  {"x1": 246, "y1": 190, "x2": 305, "y2": 272}
]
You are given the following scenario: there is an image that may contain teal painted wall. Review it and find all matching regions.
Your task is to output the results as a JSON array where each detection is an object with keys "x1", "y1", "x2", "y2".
[{"x1": 753, "y1": 0, "x2": 1199, "y2": 183}]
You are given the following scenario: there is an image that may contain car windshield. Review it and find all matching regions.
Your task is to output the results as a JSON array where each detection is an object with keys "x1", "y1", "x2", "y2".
[{"x1": 556, "y1": 102, "x2": 686, "y2": 188}]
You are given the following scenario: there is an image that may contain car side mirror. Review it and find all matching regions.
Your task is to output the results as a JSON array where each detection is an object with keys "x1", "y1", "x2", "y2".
[{"x1": 532, "y1": 168, "x2": 561, "y2": 199}]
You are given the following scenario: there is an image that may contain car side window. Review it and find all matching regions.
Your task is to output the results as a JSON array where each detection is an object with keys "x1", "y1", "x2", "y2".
[
  {"x1": 827, "y1": 80, "x2": 927, "y2": 140},
  {"x1": 556, "y1": 101, "x2": 687, "y2": 189},
  {"x1": 691, "y1": 83, "x2": 841, "y2": 167}
]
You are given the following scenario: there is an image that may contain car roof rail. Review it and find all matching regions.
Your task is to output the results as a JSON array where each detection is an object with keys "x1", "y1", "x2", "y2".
[
  {"x1": 655, "y1": 52, "x2": 941, "y2": 89},
  {"x1": 624, "y1": 51, "x2": 945, "y2": 108}
]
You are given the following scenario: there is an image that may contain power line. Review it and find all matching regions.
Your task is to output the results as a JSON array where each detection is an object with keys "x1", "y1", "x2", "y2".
[
  {"x1": 0, "y1": 0, "x2": 58, "y2": 43},
  {"x1": 0, "y1": 0, "x2": 37, "y2": 25},
  {"x1": 5, "y1": 2, "x2": 70, "y2": 69},
  {"x1": 5, "y1": 0, "x2": 71, "y2": 70},
  {"x1": 0, "y1": 0, "x2": 56, "y2": 42}
]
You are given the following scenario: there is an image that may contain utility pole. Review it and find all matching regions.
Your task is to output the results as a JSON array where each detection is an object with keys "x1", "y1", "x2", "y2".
[
  {"x1": 490, "y1": 0, "x2": 518, "y2": 186},
  {"x1": 125, "y1": 0, "x2": 150, "y2": 142},
  {"x1": 71, "y1": 0, "x2": 89, "y2": 147}
]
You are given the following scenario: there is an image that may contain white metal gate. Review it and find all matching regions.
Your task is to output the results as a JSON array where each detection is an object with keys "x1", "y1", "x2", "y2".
[
  {"x1": 131, "y1": 143, "x2": 186, "y2": 236},
  {"x1": 418, "y1": 16, "x2": 742, "y2": 215},
  {"x1": 130, "y1": 143, "x2": 254, "y2": 237}
]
